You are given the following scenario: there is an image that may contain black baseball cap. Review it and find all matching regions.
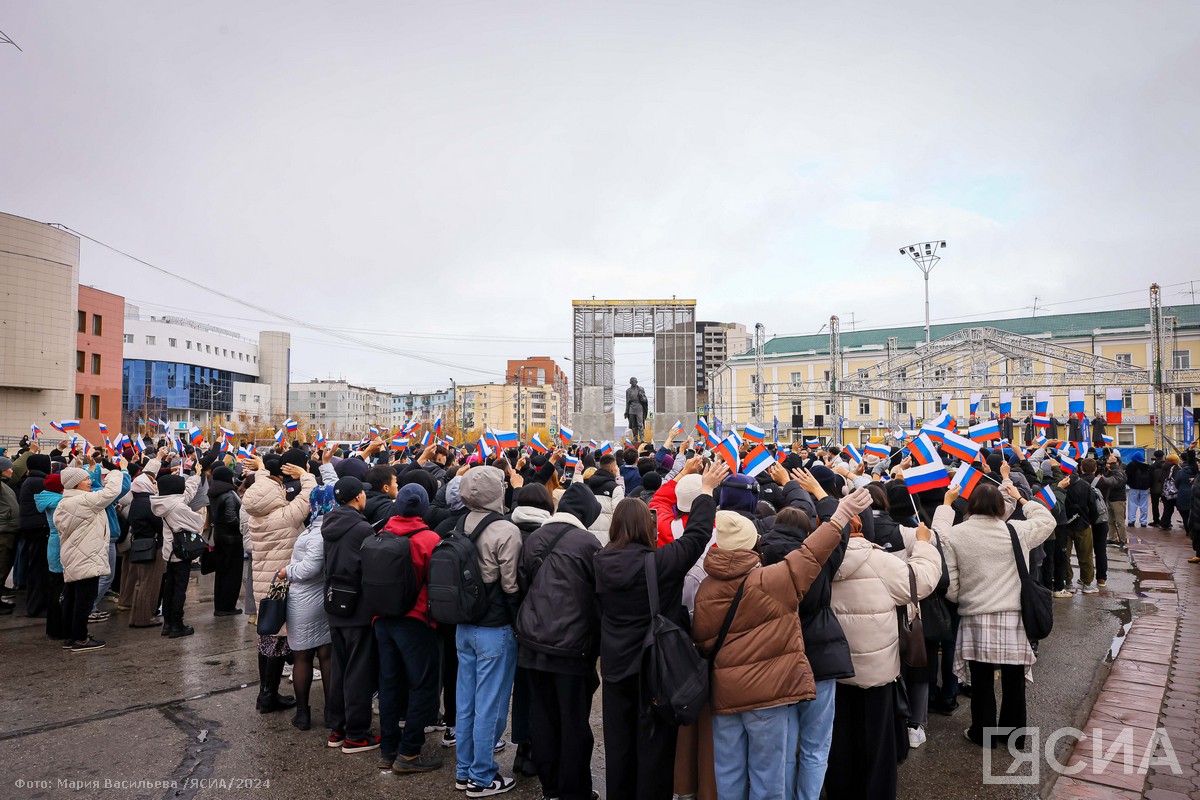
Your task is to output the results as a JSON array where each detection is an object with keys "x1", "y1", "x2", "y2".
[{"x1": 334, "y1": 476, "x2": 370, "y2": 505}]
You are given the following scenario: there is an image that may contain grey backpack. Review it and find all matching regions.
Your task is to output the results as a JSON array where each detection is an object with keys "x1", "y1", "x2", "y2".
[{"x1": 1086, "y1": 478, "x2": 1110, "y2": 525}]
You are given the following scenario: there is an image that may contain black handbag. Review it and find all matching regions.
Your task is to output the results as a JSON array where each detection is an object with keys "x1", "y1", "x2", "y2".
[
  {"x1": 129, "y1": 536, "x2": 158, "y2": 564},
  {"x1": 639, "y1": 552, "x2": 710, "y2": 726},
  {"x1": 921, "y1": 535, "x2": 954, "y2": 642},
  {"x1": 897, "y1": 566, "x2": 927, "y2": 668},
  {"x1": 1007, "y1": 522, "x2": 1053, "y2": 642},
  {"x1": 256, "y1": 578, "x2": 289, "y2": 636},
  {"x1": 172, "y1": 529, "x2": 207, "y2": 562}
]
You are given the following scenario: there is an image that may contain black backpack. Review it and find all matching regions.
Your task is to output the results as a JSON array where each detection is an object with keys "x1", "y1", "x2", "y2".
[
  {"x1": 360, "y1": 529, "x2": 426, "y2": 619},
  {"x1": 171, "y1": 529, "x2": 207, "y2": 561},
  {"x1": 427, "y1": 512, "x2": 504, "y2": 625}
]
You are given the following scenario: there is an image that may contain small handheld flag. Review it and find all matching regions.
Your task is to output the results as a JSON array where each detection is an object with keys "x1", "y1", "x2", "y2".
[
  {"x1": 804, "y1": 437, "x2": 820, "y2": 450},
  {"x1": 99, "y1": 422, "x2": 108, "y2": 434},
  {"x1": 494, "y1": 430, "x2": 519, "y2": 450},
  {"x1": 1035, "y1": 433, "x2": 1048, "y2": 447},
  {"x1": 950, "y1": 463, "x2": 983, "y2": 500},
  {"x1": 528, "y1": 433, "x2": 549, "y2": 454},
  {"x1": 559, "y1": 426, "x2": 574, "y2": 445},
  {"x1": 50, "y1": 421, "x2": 65, "y2": 433},
  {"x1": 565, "y1": 454, "x2": 580, "y2": 471},
  {"x1": 1058, "y1": 454, "x2": 1078, "y2": 475},
  {"x1": 666, "y1": 420, "x2": 685, "y2": 443},
  {"x1": 316, "y1": 430, "x2": 326, "y2": 448},
  {"x1": 189, "y1": 426, "x2": 204, "y2": 445},
  {"x1": 741, "y1": 444, "x2": 775, "y2": 478},
  {"x1": 587, "y1": 439, "x2": 599, "y2": 450},
  {"x1": 1036, "y1": 485, "x2": 1057, "y2": 509},
  {"x1": 1105, "y1": 388, "x2": 1123, "y2": 424},
  {"x1": 597, "y1": 441, "x2": 614, "y2": 457},
  {"x1": 920, "y1": 426, "x2": 947, "y2": 446},
  {"x1": 696, "y1": 417, "x2": 719, "y2": 448},
  {"x1": 902, "y1": 461, "x2": 951, "y2": 494},
  {"x1": 863, "y1": 442, "x2": 890, "y2": 460},
  {"x1": 419, "y1": 430, "x2": 433, "y2": 448},
  {"x1": 891, "y1": 429, "x2": 912, "y2": 444},
  {"x1": 743, "y1": 423, "x2": 765, "y2": 445},
  {"x1": 906, "y1": 432, "x2": 940, "y2": 466},
  {"x1": 939, "y1": 430, "x2": 982, "y2": 463},
  {"x1": 284, "y1": 417, "x2": 298, "y2": 433},
  {"x1": 61, "y1": 419, "x2": 80, "y2": 431},
  {"x1": 237, "y1": 446, "x2": 254, "y2": 460},
  {"x1": 391, "y1": 434, "x2": 408, "y2": 451},
  {"x1": 714, "y1": 435, "x2": 740, "y2": 473},
  {"x1": 477, "y1": 437, "x2": 492, "y2": 459},
  {"x1": 927, "y1": 410, "x2": 956, "y2": 432},
  {"x1": 843, "y1": 442, "x2": 863, "y2": 465},
  {"x1": 220, "y1": 426, "x2": 236, "y2": 441},
  {"x1": 967, "y1": 420, "x2": 1000, "y2": 443},
  {"x1": 30, "y1": 424, "x2": 41, "y2": 439},
  {"x1": 274, "y1": 429, "x2": 284, "y2": 445},
  {"x1": 1101, "y1": 434, "x2": 1114, "y2": 446},
  {"x1": 433, "y1": 416, "x2": 443, "y2": 438}
]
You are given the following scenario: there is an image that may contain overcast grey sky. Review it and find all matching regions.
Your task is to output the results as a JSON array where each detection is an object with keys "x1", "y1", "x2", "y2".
[{"x1": 2, "y1": 1, "x2": 1197, "y2": 395}]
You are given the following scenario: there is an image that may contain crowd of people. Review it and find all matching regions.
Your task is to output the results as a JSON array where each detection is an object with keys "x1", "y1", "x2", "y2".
[{"x1": 1, "y1": 426, "x2": 1199, "y2": 800}]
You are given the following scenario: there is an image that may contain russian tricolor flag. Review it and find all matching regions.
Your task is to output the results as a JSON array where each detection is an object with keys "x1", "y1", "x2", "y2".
[
  {"x1": 696, "y1": 417, "x2": 720, "y2": 447},
  {"x1": 715, "y1": 435, "x2": 740, "y2": 473},
  {"x1": 99, "y1": 422, "x2": 108, "y2": 434},
  {"x1": 30, "y1": 424, "x2": 41, "y2": 439},
  {"x1": 1105, "y1": 388, "x2": 1123, "y2": 424},
  {"x1": 588, "y1": 439, "x2": 599, "y2": 450},
  {"x1": 928, "y1": 410, "x2": 956, "y2": 432},
  {"x1": 284, "y1": 417, "x2": 298, "y2": 433},
  {"x1": 968, "y1": 420, "x2": 1000, "y2": 443},
  {"x1": 999, "y1": 391, "x2": 1013, "y2": 418},
  {"x1": 741, "y1": 444, "x2": 774, "y2": 478},
  {"x1": 220, "y1": 426, "x2": 236, "y2": 441},
  {"x1": 843, "y1": 442, "x2": 863, "y2": 465},
  {"x1": 316, "y1": 430, "x2": 326, "y2": 448},
  {"x1": 804, "y1": 437, "x2": 820, "y2": 450},
  {"x1": 133, "y1": 436, "x2": 145, "y2": 454},
  {"x1": 420, "y1": 431, "x2": 434, "y2": 448},
  {"x1": 891, "y1": 429, "x2": 912, "y2": 444},
  {"x1": 433, "y1": 416, "x2": 442, "y2": 438},
  {"x1": 274, "y1": 429, "x2": 284, "y2": 445},
  {"x1": 189, "y1": 426, "x2": 204, "y2": 445},
  {"x1": 477, "y1": 437, "x2": 492, "y2": 459},
  {"x1": 1101, "y1": 434, "x2": 1114, "y2": 445},
  {"x1": 528, "y1": 433, "x2": 549, "y2": 454},
  {"x1": 863, "y1": 442, "x2": 890, "y2": 460},
  {"x1": 920, "y1": 426, "x2": 947, "y2": 446},
  {"x1": 951, "y1": 463, "x2": 983, "y2": 500},
  {"x1": 1069, "y1": 389, "x2": 1085, "y2": 419},
  {"x1": 939, "y1": 430, "x2": 982, "y2": 463},
  {"x1": 237, "y1": 445, "x2": 253, "y2": 460},
  {"x1": 667, "y1": 420, "x2": 685, "y2": 442},
  {"x1": 969, "y1": 392, "x2": 983, "y2": 416},
  {"x1": 494, "y1": 430, "x2": 519, "y2": 450},
  {"x1": 743, "y1": 423, "x2": 765, "y2": 445},
  {"x1": 565, "y1": 454, "x2": 580, "y2": 471},
  {"x1": 1033, "y1": 414, "x2": 1051, "y2": 429},
  {"x1": 907, "y1": 432, "x2": 940, "y2": 465},
  {"x1": 1036, "y1": 485, "x2": 1057, "y2": 509},
  {"x1": 61, "y1": 419, "x2": 81, "y2": 431},
  {"x1": 559, "y1": 426, "x2": 573, "y2": 445},
  {"x1": 391, "y1": 434, "x2": 408, "y2": 451},
  {"x1": 1059, "y1": 454, "x2": 1078, "y2": 474},
  {"x1": 903, "y1": 461, "x2": 951, "y2": 494},
  {"x1": 597, "y1": 440, "x2": 613, "y2": 457}
]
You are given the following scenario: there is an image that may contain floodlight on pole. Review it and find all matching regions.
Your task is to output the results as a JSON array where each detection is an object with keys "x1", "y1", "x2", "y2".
[{"x1": 899, "y1": 241, "x2": 947, "y2": 344}]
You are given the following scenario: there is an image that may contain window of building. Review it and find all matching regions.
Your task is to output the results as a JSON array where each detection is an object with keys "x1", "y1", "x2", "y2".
[
  {"x1": 123, "y1": 333, "x2": 133, "y2": 344},
  {"x1": 186, "y1": 340, "x2": 192, "y2": 350},
  {"x1": 1115, "y1": 353, "x2": 1132, "y2": 366},
  {"x1": 822, "y1": 370, "x2": 831, "y2": 383},
  {"x1": 1017, "y1": 358, "x2": 1033, "y2": 376},
  {"x1": 77, "y1": 311, "x2": 86, "y2": 333},
  {"x1": 895, "y1": 399, "x2": 908, "y2": 415},
  {"x1": 1116, "y1": 426, "x2": 1136, "y2": 447},
  {"x1": 749, "y1": 401, "x2": 760, "y2": 419},
  {"x1": 1175, "y1": 392, "x2": 1192, "y2": 409},
  {"x1": 1019, "y1": 393, "x2": 1035, "y2": 412},
  {"x1": 253, "y1": 396, "x2": 261, "y2": 403},
  {"x1": 89, "y1": 395, "x2": 100, "y2": 419},
  {"x1": 1173, "y1": 350, "x2": 1192, "y2": 369},
  {"x1": 858, "y1": 398, "x2": 870, "y2": 415},
  {"x1": 91, "y1": 353, "x2": 101, "y2": 374},
  {"x1": 790, "y1": 371, "x2": 803, "y2": 388},
  {"x1": 145, "y1": 335, "x2": 156, "y2": 345},
  {"x1": 92, "y1": 315, "x2": 102, "y2": 336},
  {"x1": 319, "y1": 402, "x2": 326, "y2": 409},
  {"x1": 857, "y1": 368, "x2": 868, "y2": 379},
  {"x1": 239, "y1": 394, "x2": 247, "y2": 402},
  {"x1": 823, "y1": 399, "x2": 834, "y2": 416},
  {"x1": 76, "y1": 351, "x2": 85, "y2": 373},
  {"x1": 168, "y1": 338, "x2": 177, "y2": 347},
  {"x1": 223, "y1": 349, "x2": 227, "y2": 357},
  {"x1": 75, "y1": 393, "x2": 84, "y2": 418},
  {"x1": 1123, "y1": 389, "x2": 1133, "y2": 409},
  {"x1": 206, "y1": 345, "x2": 211, "y2": 354}
]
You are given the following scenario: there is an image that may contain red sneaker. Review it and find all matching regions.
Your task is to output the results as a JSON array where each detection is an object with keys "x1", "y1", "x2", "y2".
[
  {"x1": 327, "y1": 732, "x2": 346, "y2": 748},
  {"x1": 340, "y1": 736, "x2": 381, "y2": 754}
]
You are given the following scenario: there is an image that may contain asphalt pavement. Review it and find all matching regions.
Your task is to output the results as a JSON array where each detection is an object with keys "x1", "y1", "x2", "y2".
[{"x1": 0, "y1": 544, "x2": 1147, "y2": 800}]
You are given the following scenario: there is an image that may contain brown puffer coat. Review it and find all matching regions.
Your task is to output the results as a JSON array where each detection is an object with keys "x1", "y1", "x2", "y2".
[
  {"x1": 243, "y1": 471, "x2": 317, "y2": 635},
  {"x1": 693, "y1": 518, "x2": 843, "y2": 715}
]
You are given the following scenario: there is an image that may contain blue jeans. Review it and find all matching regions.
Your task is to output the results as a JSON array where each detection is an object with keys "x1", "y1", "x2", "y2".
[
  {"x1": 93, "y1": 543, "x2": 116, "y2": 612},
  {"x1": 1127, "y1": 489, "x2": 1149, "y2": 525},
  {"x1": 455, "y1": 624, "x2": 517, "y2": 785},
  {"x1": 788, "y1": 680, "x2": 836, "y2": 800},
  {"x1": 713, "y1": 703, "x2": 793, "y2": 800}
]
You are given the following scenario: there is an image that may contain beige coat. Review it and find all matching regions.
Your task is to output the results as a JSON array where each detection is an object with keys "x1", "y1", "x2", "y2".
[
  {"x1": 830, "y1": 537, "x2": 942, "y2": 689},
  {"x1": 149, "y1": 474, "x2": 205, "y2": 562},
  {"x1": 243, "y1": 471, "x2": 317, "y2": 615},
  {"x1": 55, "y1": 470, "x2": 125, "y2": 583}
]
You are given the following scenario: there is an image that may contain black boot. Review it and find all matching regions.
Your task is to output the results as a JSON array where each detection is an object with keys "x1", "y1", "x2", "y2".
[
  {"x1": 257, "y1": 656, "x2": 297, "y2": 713},
  {"x1": 291, "y1": 705, "x2": 311, "y2": 730},
  {"x1": 169, "y1": 623, "x2": 195, "y2": 638}
]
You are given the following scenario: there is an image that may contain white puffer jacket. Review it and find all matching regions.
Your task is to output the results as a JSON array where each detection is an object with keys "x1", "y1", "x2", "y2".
[
  {"x1": 243, "y1": 471, "x2": 317, "y2": 608},
  {"x1": 55, "y1": 470, "x2": 125, "y2": 583},
  {"x1": 830, "y1": 537, "x2": 942, "y2": 689}
]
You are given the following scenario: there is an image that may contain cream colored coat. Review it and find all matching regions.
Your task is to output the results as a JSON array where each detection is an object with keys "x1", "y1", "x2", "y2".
[
  {"x1": 242, "y1": 471, "x2": 317, "y2": 627},
  {"x1": 830, "y1": 537, "x2": 942, "y2": 689},
  {"x1": 55, "y1": 470, "x2": 125, "y2": 583}
]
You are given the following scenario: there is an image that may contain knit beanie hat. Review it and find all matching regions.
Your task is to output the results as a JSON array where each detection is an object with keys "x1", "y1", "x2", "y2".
[
  {"x1": 718, "y1": 474, "x2": 758, "y2": 513},
  {"x1": 60, "y1": 467, "x2": 90, "y2": 490},
  {"x1": 43, "y1": 474, "x2": 63, "y2": 494},
  {"x1": 0, "y1": 457, "x2": 12, "y2": 473},
  {"x1": 212, "y1": 466, "x2": 235, "y2": 483},
  {"x1": 262, "y1": 455, "x2": 284, "y2": 477},
  {"x1": 143, "y1": 458, "x2": 162, "y2": 476},
  {"x1": 641, "y1": 471, "x2": 663, "y2": 493},
  {"x1": 281, "y1": 448, "x2": 310, "y2": 470},
  {"x1": 714, "y1": 510, "x2": 758, "y2": 551},
  {"x1": 391, "y1": 483, "x2": 430, "y2": 519},
  {"x1": 675, "y1": 474, "x2": 704, "y2": 512},
  {"x1": 157, "y1": 474, "x2": 186, "y2": 495},
  {"x1": 334, "y1": 456, "x2": 369, "y2": 481}
]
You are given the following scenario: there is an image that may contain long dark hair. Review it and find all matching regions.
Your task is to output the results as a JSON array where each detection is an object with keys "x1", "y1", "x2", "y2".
[
  {"x1": 965, "y1": 482, "x2": 1006, "y2": 518},
  {"x1": 606, "y1": 498, "x2": 654, "y2": 549}
]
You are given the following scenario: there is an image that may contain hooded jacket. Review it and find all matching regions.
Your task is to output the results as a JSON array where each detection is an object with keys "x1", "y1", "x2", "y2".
[
  {"x1": 127, "y1": 473, "x2": 163, "y2": 543},
  {"x1": 150, "y1": 474, "x2": 204, "y2": 562},
  {"x1": 320, "y1": 502, "x2": 377, "y2": 628},
  {"x1": 584, "y1": 469, "x2": 625, "y2": 542},
  {"x1": 831, "y1": 536, "x2": 942, "y2": 689},
  {"x1": 206, "y1": 479, "x2": 242, "y2": 546},
  {"x1": 244, "y1": 470, "x2": 317, "y2": 610},
  {"x1": 363, "y1": 490, "x2": 395, "y2": 530},
  {"x1": 459, "y1": 466, "x2": 523, "y2": 628},
  {"x1": 693, "y1": 511, "x2": 844, "y2": 714},
  {"x1": 515, "y1": 483, "x2": 603, "y2": 674},
  {"x1": 54, "y1": 469, "x2": 125, "y2": 582},
  {"x1": 1103, "y1": 458, "x2": 1128, "y2": 501},
  {"x1": 380, "y1": 514, "x2": 440, "y2": 626},
  {"x1": 34, "y1": 485, "x2": 64, "y2": 573},
  {"x1": 88, "y1": 465, "x2": 131, "y2": 544},
  {"x1": 510, "y1": 505, "x2": 552, "y2": 539},
  {"x1": 593, "y1": 493, "x2": 717, "y2": 682},
  {"x1": 758, "y1": 495, "x2": 853, "y2": 682}
]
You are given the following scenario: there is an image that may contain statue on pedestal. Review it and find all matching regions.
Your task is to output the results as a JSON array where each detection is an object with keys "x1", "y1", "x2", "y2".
[{"x1": 624, "y1": 377, "x2": 648, "y2": 442}]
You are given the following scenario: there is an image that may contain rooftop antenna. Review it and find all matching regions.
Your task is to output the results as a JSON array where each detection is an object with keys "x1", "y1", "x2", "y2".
[{"x1": 1032, "y1": 296, "x2": 1040, "y2": 317}]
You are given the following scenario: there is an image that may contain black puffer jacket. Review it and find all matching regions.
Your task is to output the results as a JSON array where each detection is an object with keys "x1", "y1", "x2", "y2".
[
  {"x1": 593, "y1": 494, "x2": 716, "y2": 682},
  {"x1": 758, "y1": 495, "x2": 853, "y2": 681},
  {"x1": 867, "y1": 510, "x2": 906, "y2": 555},
  {"x1": 17, "y1": 455, "x2": 51, "y2": 531},
  {"x1": 321, "y1": 504, "x2": 376, "y2": 628},
  {"x1": 363, "y1": 490, "x2": 395, "y2": 530},
  {"x1": 206, "y1": 480, "x2": 242, "y2": 546},
  {"x1": 516, "y1": 484, "x2": 603, "y2": 673},
  {"x1": 128, "y1": 491, "x2": 164, "y2": 541}
]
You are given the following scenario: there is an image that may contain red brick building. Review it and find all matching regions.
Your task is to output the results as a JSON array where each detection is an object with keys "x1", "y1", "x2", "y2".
[
  {"x1": 74, "y1": 286, "x2": 125, "y2": 445},
  {"x1": 506, "y1": 357, "x2": 570, "y2": 429}
]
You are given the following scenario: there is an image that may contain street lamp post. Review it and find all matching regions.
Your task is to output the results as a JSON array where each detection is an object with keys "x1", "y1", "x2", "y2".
[
  {"x1": 900, "y1": 240, "x2": 947, "y2": 420},
  {"x1": 207, "y1": 383, "x2": 224, "y2": 436}
]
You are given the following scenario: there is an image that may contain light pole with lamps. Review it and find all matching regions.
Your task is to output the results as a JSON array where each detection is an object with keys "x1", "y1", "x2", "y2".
[{"x1": 900, "y1": 240, "x2": 947, "y2": 419}]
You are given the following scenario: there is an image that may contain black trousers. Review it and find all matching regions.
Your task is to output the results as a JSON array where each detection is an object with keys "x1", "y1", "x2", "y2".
[
  {"x1": 376, "y1": 618, "x2": 439, "y2": 758},
  {"x1": 601, "y1": 675, "x2": 676, "y2": 800},
  {"x1": 1151, "y1": 492, "x2": 1162, "y2": 524},
  {"x1": 1091, "y1": 521, "x2": 1109, "y2": 582},
  {"x1": 328, "y1": 625, "x2": 377, "y2": 740},
  {"x1": 45, "y1": 572, "x2": 65, "y2": 639},
  {"x1": 1051, "y1": 525, "x2": 1071, "y2": 591},
  {"x1": 967, "y1": 661, "x2": 1026, "y2": 746},
  {"x1": 62, "y1": 576, "x2": 99, "y2": 643},
  {"x1": 826, "y1": 682, "x2": 897, "y2": 800},
  {"x1": 211, "y1": 541, "x2": 244, "y2": 612},
  {"x1": 161, "y1": 560, "x2": 191, "y2": 625},
  {"x1": 21, "y1": 527, "x2": 50, "y2": 617},
  {"x1": 530, "y1": 668, "x2": 599, "y2": 800}
]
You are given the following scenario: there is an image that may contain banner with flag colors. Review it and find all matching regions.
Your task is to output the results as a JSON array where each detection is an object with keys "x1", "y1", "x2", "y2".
[
  {"x1": 1105, "y1": 388, "x2": 1123, "y2": 423},
  {"x1": 1069, "y1": 389, "x2": 1085, "y2": 419},
  {"x1": 969, "y1": 393, "x2": 983, "y2": 415},
  {"x1": 999, "y1": 391, "x2": 1013, "y2": 418}
]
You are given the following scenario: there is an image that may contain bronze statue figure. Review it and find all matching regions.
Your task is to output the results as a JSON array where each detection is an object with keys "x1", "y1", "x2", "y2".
[{"x1": 624, "y1": 377, "x2": 648, "y2": 442}]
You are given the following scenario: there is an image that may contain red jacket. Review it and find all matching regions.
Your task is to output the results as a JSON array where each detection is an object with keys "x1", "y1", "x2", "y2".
[
  {"x1": 381, "y1": 515, "x2": 441, "y2": 626},
  {"x1": 648, "y1": 480, "x2": 688, "y2": 547}
]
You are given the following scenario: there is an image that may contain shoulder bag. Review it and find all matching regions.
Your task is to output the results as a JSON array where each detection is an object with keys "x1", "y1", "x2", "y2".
[
  {"x1": 1007, "y1": 522, "x2": 1053, "y2": 641},
  {"x1": 639, "y1": 551, "x2": 710, "y2": 726},
  {"x1": 256, "y1": 578, "x2": 289, "y2": 636},
  {"x1": 897, "y1": 565, "x2": 927, "y2": 667}
]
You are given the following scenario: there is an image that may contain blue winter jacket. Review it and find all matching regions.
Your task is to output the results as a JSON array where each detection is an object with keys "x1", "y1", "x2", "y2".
[
  {"x1": 34, "y1": 490, "x2": 64, "y2": 574},
  {"x1": 88, "y1": 465, "x2": 132, "y2": 542}
]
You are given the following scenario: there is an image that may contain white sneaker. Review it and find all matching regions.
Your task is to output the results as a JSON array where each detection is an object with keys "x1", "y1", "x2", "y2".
[
  {"x1": 908, "y1": 726, "x2": 926, "y2": 749},
  {"x1": 1053, "y1": 589, "x2": 1073, "y2": 598},
  {"x1": 282, "y1": 663, "x2": 294, "y2": 680},
  {"x1": 494, "y1": 739, "x2": 508, "y2": 753},
  {"x1": 312, "y1": 668, "x2": 322, "y2": 682},
  {"x1": 1081, "y1": 583, "x2": 1099, "y2": 594}
]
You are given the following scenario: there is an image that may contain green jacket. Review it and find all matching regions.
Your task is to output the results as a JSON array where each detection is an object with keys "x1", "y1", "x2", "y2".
[{"x1": 0, "y1": 478, "x2": 19, "y2": 534}]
